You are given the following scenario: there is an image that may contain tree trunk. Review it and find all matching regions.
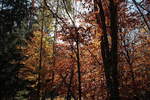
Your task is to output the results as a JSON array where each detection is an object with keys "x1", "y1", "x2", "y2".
[
  {"x1": 109, "y1": 1, "x2": 120, "y2": 100},
  {"x1": 66, "y1": 65, "x2": 74, "y2": 100},
  {"x1": 76, "y1": 28, "x2": 82, "y2": 100},
  {"x1": 94, "y1": 0, "x2": 120, "y2": 100},
  {"x1": 37, "y1": 1, "x2": 45, "y2": 99}
]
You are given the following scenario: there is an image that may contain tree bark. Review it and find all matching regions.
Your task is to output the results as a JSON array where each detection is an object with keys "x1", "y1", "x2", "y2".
[
  {"x1": 109, "y1": 0, "x2": 120, "y2": 100},
  {"x1": 76, "y1": 28, "x2": 82, "y2": 100},
  {"x1": 94, "y1": 0, "x2": 120, "y2": 100}
]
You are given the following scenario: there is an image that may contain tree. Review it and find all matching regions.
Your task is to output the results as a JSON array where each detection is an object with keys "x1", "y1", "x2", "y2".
[
  {"x1": 0, "y1": 0, "x2": 31, "y2": 99},
  {"x1": 94, "y1": 0, "x2": 120, "y2": 100}
]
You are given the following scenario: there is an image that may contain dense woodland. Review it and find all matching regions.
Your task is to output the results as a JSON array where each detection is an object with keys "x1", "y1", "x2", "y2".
[{"x1": 0, "y1": 0, "x2": 150, "y2": 100}]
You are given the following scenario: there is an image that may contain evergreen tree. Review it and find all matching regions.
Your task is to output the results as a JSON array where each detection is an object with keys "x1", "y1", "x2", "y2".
[{"x1": 0, "y1": 0, "x2": 31, "y2": 99}]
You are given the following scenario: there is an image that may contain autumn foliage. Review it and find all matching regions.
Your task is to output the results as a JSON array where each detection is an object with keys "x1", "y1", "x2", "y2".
[{"x1": 0, "y1": 0, "x2": 150, "y2": 100}]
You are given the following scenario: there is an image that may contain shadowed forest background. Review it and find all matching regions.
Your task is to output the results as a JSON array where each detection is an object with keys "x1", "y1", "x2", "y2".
[{"x1": 0, "y1": 0, "x2": 150, "y2": 100}]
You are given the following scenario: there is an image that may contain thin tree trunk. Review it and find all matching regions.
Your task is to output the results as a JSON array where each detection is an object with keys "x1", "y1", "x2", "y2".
[
  {"x1": 76, "y1": 28, "x2": 82, "y2": 100},
  {"x1": 66, "y1": 65, "x2": 74, "y2": 100},
  {"x1": 37, "y1": 1, "x2": 45, "y2": 100},
  {"x1": 66, "y1": 49, "x2": 74, "y2": 100}
]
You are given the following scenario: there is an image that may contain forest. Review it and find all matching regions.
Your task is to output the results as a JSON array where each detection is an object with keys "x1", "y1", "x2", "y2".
[{"x1": 0, "y1": 0, "x2": 150, "y2": 100}]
